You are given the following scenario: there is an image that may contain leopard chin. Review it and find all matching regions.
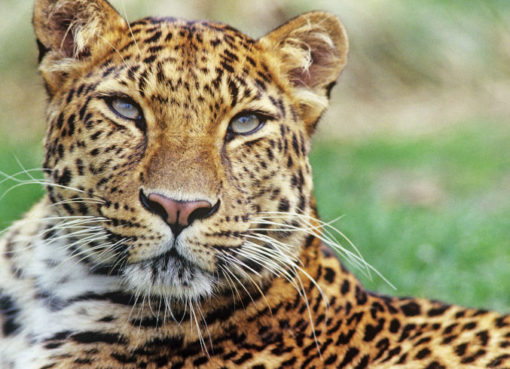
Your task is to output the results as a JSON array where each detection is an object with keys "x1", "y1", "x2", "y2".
[{"x1": 122, "y1": 249, "x2": 217, "y2": 301}]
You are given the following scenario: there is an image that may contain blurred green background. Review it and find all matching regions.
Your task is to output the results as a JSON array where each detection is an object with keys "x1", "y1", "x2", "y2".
[{"x1": 1, "y1": 0, "x2": 509, "y2": 310}]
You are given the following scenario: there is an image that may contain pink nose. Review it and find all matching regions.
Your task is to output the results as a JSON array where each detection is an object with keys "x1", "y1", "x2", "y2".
[{"x1": 140, "y1": 191, "x2": 219, "y2": 236}]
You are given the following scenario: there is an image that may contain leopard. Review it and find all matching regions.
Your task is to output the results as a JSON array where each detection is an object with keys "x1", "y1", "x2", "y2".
[{"x1": 0, "y1": 0, "x2": 509, "y2": 368}]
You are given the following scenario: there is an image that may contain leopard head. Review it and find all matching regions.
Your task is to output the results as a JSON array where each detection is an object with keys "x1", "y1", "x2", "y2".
[{"x1": 33, "y1": 0, "x2": 348, "y2": 302}]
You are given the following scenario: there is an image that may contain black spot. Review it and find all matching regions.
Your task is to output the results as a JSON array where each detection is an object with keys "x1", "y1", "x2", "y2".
[
  {"x1": 441, "y1": 334, "x2": 457, "y2": 344},
  {"x1": 76, "y1": 84, "x2": 86, "y2": 96},
  {"x1": 400, "y1": 301, "x2": 421, "y2": 316},
  {"x1": 228, "y1": 79, "x2": 239, "y2": 107},
  {"x1": 78, "y1": 97, "x2": 92, "y2": 120},
  {"x1": 427, "y1": 305, "x2": 449, "y2": 317},
  {"x1": 476, "y1": 330, "x2": 489, "y2": 346},
  {"x1": 58, "y1": 167, "x2": 72, "y2": 186},
  {"x1": 71, "y1": 331, "x2": 127, "y2": 344},
  {"x1": 443, "y1": 323, "x2": 458, "y2": 334},
  {"x1": 280, "y1": 357, "x2": 297, "y2": 367},
  {"x1": 102, "y1": 66, "x2": 116, "y2": 78},
  {"x1": 129, "y1": 315, "x2": 165, "y2": 328},
  {"x1": 74, "y1": 358, "x2": 92, "y2": 364},
  {"x1": 278, "y1": 198, "x2": 290, "y2": 212},
  {"x1": 67, "y1": 114, "x2": 76, "y2": 136},
  {"x1": 0, "y1": 293, "x2": 21, "y2": 336},
  {"x1": 144, "y1": 31, "x2": 162, "y2": 43},
  {"x1": 336, "y1": 328, "x2": 356, "y2": 345},
  {"x1": 111, "y1": 352, "x2": 137, "y2": 364},
  {"x1": 149, "y1": 335, "x2": 184, "y2": 349},
  {"x1": 415, "y1": 336, "x2": 431, "y2": 346},
  {"x1": 455, "y1": 342, "x2": 467, "y2": 356},
  {"x1": 233, "y1": 353, "x2": 253, "y2": 365},
  {"x1": 297, "y1": 195, "x2": 306, "y2": 212},
  {"x1": 127, "y1": 65, "x2": 140, "y2": 80},
  {"x1": 76, "y1": 159, "x2": 84, "y2": 175},
  {"x1": 143, "y1": 55, "x2": 157, "y2": 64},
  {"x1": 57, "y1": 144, "x2": 64, "y2": 159},
  {"x1": 374, "y1": 337, "x2": 390, "y2": 361},
  {"x1": 339, "y1": 347, "x2": 359, "y2": 367},
  {"x1": 381, "y1": 347, "x2": 401, "y2": 363},
  {"x1": 462, "y1": 321, "x2": 477, "y2": 331},
  {"x1": 398, "y1": 323, "x2": 416, "y2": 342},
  {"x1": 488, "y1": 354, "x2": 510, "y2": 368},
  {"x1": 363, "y1": 318, "x2": 385, "y2": 342},
  {"x1": 461, "y1": 349, "x2": 487, "y2": 364},
  {"x1": 416, "y1": 348, "x2": 431, "y2": 359},
  {"x1": 287, "y1": 156, "x2": 293, "y2": 168},
  {"x1": 355, "y1": 286, "x2": 367, "y2": 305},
  {"x1": 193, "y1": 356, "x2": 209, "y2": 366},
  {"x1": 496, "y1": 316, "x2": 508, "y2": 328},
  {"x1": 44, "y1": 342, "x2": 63, "y2": 349},
  {"x1": 353, "y1": 355, "x2": 370, "y2": 369},
  {"x1": 324, "y1": 354, "x2": 337, "y2": 365},
  {"x1": 291, "y1": 133, "x2": 300, "y2": 156},
  {"x1": 341, "y1": 279, "x2": 350, "y2": 295},
  {"x1": 221, "y1": 60, "x2": 234, "y2": 73},
  {"x1": 98, "y1": 315, "x2": 115, "y2": 322},
  {"x1": 326, "y1": 319, "x2": 343, "y2": 335},
  {"x1": 323, "y1": 267, "x2": 335, "y2": 284},
  {"x1": 425, "y1": 361, "x2": 446, "y2": 369}
]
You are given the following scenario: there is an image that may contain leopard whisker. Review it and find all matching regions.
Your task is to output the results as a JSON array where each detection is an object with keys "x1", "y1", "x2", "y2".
[
  {"x1": 47, "y1": 226, "x2": 106, "y2": 244},
  {"x1": 0, "y1": 170, "x2": 106, "y2": 203},
  {"x1": 243, "y1": 234, "x2": 330, "y2": 313},
  {"x1": 250, "y1": 215, "x2": 394, "y2": 287},
  {"x1": 218, "y1": 252, "x2": 271, "y2": 312},
  {"x1": 240, "y1": 241, "x2": 302, "y2": 296},
  {"x1": 0, "y1": 167, "x2": 46, "y2": 185},
  {"x1": 260, "y1": 212, "x2": 369, "y2": 275},
  {"x1": 255, "y1": 211, "x2": 364, "y2": 264},
  {"x1": 238, "y1": 240, "x2": 298, "y2": 283},
  {"x1": 195, "y1": 300, "x2": 214, "y2": 355},
  {"x1": 31, "y1": 218, "x2": 109, "y2": 242},
  {"x1": 294, "y1": 266, "x2": 323, "y2": 359},
  {"x1": 49, "y1": 198, "x2": 105, "y2": 207},
  {"x1": 118, "y1": 1, "x2": 142, "y2": 57},
  {"x1": 188, "y1": 297, "x2": 209, "y2": 356},
  {"x1": 218, "y1": 265, "x2": 243, "y2": 306}
]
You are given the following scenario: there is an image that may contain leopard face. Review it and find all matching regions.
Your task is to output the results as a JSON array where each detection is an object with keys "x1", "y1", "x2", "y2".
[{"x1": 34, "y1": 0, "x2": 347, "y2": 302}]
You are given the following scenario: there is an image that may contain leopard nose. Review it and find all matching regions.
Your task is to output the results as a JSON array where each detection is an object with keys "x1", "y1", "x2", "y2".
[{"x1": 139, "y1": 190, "x2": 220, "y2": 237}]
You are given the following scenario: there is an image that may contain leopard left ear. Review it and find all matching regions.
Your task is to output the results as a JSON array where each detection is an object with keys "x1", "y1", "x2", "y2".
[
  {"x1": 259, "y1": 12, "x2": 348, "y2": 134},
  {"x1": 33, "y1": 0, "x2": 128, "y2": 96}
]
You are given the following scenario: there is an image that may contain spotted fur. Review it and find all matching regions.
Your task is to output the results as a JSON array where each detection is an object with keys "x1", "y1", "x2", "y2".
[{"x1": 1, "y1": 1, "x2": 509, "y2": 368}]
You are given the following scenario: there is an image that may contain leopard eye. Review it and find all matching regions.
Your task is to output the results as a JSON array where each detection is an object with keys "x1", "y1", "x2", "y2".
[
  {"x1": 229, "y1": 113, "x2": 264, "y2": 135},
  {"x1": 109, "y1": 97, "x2": 142, "y2": 120}
]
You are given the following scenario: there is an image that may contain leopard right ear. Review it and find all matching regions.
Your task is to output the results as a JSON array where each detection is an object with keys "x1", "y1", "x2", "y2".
[
  {"x1": 33, "y1": 0, "x2": 128, "y2": 95},
  {"x1": 259, "y1": 12, "x2": 348, "y2": 135}
]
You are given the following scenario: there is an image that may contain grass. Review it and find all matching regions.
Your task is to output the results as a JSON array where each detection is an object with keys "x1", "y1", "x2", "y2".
[
  {"x1": 311, "y1": 120, "x2": 510, "y2": 311},
  {"x1": 0, "y1": 121, "x2": 509, "y2": 312},
  {"x1": 0, "y1": 138, "x2": 44, "y2": 229}
]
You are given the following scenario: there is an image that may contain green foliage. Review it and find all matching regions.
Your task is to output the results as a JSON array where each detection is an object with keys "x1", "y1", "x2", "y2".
[{"x1": 0, "y1": 139, "x2": 44, "y2": 229}]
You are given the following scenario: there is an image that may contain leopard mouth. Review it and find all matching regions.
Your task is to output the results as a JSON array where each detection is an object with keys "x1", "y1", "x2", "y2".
[{"x1": 149, "y1": 248, "x2": 207, "y2": 278}]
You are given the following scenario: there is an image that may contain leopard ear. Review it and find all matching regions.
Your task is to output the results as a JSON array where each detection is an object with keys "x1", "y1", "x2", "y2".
[
  {"x1": 33, "y1": 0, "x2": 127, "y2": 94},
  {"x1": 260, "y1": 12, "x2": 348, "y2": 134}
]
